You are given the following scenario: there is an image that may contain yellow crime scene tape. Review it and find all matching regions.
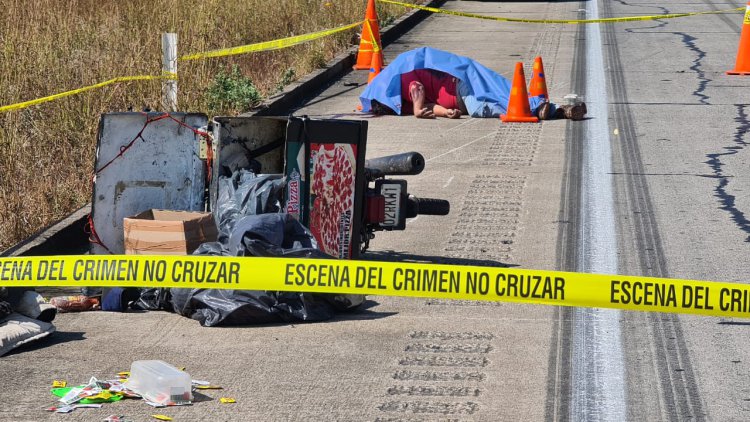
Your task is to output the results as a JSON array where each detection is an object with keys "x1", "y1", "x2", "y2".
[
  {"x1": 358, "y1": 19, "x2": 382, "y2": 54},
  {"x1": 179, "y1": 21, "x2": 361, "y2": 60},
  {"x1": 2, "y1": 255, "x2": 750, "y2": 319},
  {"x1": 380, "y1": 0, "x2": 744, "y2": 24},
  {"x1": 0, "y1": 22, "x2": 361, "y2": 113},
  {"x1": 3, "y1": 0, "x2": 743, "y2": 114},
  {"x1": 0, "y1": 74, "x2": 177, "y2": 114}
]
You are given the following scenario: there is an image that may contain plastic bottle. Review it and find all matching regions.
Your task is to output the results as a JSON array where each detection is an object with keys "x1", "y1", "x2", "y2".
[{"x1": 49, "y1": 295, "x2": 100, "y2": 312}]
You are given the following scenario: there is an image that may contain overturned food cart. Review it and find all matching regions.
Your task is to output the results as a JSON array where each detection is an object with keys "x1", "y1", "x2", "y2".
[{"x1": 82, "y1": 112, "x2": 451, "y2": 325}]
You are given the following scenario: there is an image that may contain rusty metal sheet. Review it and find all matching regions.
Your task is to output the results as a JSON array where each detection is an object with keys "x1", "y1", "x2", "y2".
[{"x1": 90, "y1": 112, "x2": 208, "y2": 254}]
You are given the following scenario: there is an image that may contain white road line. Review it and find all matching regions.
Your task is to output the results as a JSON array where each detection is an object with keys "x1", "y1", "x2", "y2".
[
  {"x1": 426, "y1": 132, "x2": 493, "y2": 163},
  {"x1": 444, "y1": 116, "x2": 479, "y2": 133},
  {"x1": 570, "y1": 0, "x2": 626, "y2": 421},
  {"x1": 442, "y1": 176, "x2": 455, "y2": 188}
]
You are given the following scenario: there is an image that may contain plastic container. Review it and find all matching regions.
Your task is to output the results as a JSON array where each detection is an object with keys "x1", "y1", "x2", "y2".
[
  {"x1": 49, "y1": 296, "x2": 100, "y2": 313},
  {"x1": 128, "y1": 360, "x2": 193, "y2": 405}
]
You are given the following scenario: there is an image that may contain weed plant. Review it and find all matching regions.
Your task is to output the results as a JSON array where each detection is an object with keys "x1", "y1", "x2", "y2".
[{"x1": 206, "y1": 65, "x2": 262, "y2": 113}]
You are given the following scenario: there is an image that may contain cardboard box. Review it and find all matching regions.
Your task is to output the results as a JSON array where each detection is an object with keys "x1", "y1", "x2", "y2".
[{"x1": 123, "y1": 210, "x2": 218, "y2": 255}]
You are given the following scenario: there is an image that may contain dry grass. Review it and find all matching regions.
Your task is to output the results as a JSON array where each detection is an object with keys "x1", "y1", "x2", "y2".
[{"x1": 0, "y1": 0, "x2": 413, "y2": 251}]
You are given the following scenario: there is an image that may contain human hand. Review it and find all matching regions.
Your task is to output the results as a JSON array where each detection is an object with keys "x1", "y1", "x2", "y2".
[
  {"x1": 446, "y1": 109, "x2": 462, "y2": 119},
  {"x1": 415, "y1": 107, "x2": 435, "y2": 119}
]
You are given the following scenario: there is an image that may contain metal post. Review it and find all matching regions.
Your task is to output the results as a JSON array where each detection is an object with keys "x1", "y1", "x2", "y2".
[{"x1": 161, "y1": 32, "x2": 178, "y2": 112}]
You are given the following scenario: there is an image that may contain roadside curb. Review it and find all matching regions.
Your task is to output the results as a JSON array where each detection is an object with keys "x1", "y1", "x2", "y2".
[{"x1": 1, "y1": 205, "x2": 91, "y2": 257}]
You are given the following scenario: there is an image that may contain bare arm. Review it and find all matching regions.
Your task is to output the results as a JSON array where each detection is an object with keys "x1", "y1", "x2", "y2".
[
  {"x1": 430, "y1": 104, "x2": 462, "y2": 119},
  {"x1": 410, "y1": 81, "x2": 435, "y2": 119},
  {"x1": 414, "y1": 104, "x2": 435, "y2": 119}
]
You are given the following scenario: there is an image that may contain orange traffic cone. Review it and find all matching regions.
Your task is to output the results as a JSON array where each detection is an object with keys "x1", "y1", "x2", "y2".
[
  {"x1": 367, "y1": 42, "x2": 383, "y2": 84},
  {"x1": 354, "y1": 0, "x2": 383, "y2": 70},
  {"x1": 356, "y1": 40, "x2": 383, "y2": 110},
  {"x1": 501, "y1": 62, "x2": 539, "y2": 123},
  {"x1": 727, "y1": 2, "x2": 750, "y2": 75},
  {"x1": 528, "y1": 56, "x2": 549, "y2": 100}
]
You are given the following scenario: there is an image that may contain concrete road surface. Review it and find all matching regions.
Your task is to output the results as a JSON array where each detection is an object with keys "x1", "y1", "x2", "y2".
[{"x1": 2, "y1": 0, "x2": 750, "y2": 420}]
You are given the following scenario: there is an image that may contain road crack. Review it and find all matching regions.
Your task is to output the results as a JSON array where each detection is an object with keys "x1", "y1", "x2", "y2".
[{"x1": 705, "y1": 104, "x2": 750, "y2": 241}]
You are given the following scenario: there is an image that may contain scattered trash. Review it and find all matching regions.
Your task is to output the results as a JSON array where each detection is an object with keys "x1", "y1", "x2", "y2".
[
  {"x1": 48, "y1": 376, "x2": 138, "y2": 415},
  {"x1": 192, "y1": 380, "x2": 221, "y2": 389},
  {"x1": 152, "y1": 415, "x2": 173, "y2": 421},
  {"x1": 104, "y1": 416, "x2": 131, "y2": 422},
  {"x1": 107, "y1": 380, "x2": 141, "y2": 398},
  {"x1": 85, "y1": 391, "x2": 116, "y2": 402},
  {"x1": 46, "y1": 403, "x2": 103, "y2": 413},
  {"x1": 73, "y1": 404, "x2": 103, "y2": 409},
  {"x1": 52, "y1": 379, "x2": 129, "y2": 404},
  {"x1": 49, "y1": 295, "x2": 100, "y2": 312},
  {"x1": 144, "y1": 400, "x2": 167, "y2": 408},
  {"x1": 47, "y1": 363, "x2": 227, "y2": 415},
  {"x1": 192, "y1": 380, "x2": 222, "y2": 389},
  {"x1": 58, "y1": 377, "x2": 101, "y2": 405}
]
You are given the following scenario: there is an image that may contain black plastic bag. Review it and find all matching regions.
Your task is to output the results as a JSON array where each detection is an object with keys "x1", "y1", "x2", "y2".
[
  {"x1": 171, "y1": 180, "x2": 364, "y2": 326},
  {"x1": 171, "y1": 287, "x2": 359, "y2": 327},
  {"x1": 215, "y1": 170, "x2": 286, "y2": 241},
  {"x1": 131, "y1": 288, "x2": 173, "y2": 312}
]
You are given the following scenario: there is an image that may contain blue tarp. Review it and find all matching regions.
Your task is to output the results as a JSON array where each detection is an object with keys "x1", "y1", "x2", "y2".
[{"x1": 359, "y1": 47, "x2": 543, "y2": 116}]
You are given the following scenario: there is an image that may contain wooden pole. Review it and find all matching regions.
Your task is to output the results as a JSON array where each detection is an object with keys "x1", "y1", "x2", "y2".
[{"x1": 161, "y1": 32, "x2": 178, "y2": 112}]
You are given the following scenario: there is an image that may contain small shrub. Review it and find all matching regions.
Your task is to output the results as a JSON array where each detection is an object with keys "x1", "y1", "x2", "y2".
[
  {"x1": 205, "y1": 65, "x2": 262, "y2": 113},
  {"x1": 308, "y1": 50, "x2": 328, "y2": 69},
  {"x1": 274, "y1": 68, "x2": 297, "y2": 94},
  {"x1": 381, "y1": 15, "x2": 396, "y2": 28}
]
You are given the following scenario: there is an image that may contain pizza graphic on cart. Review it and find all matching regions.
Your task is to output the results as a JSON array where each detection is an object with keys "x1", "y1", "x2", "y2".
[{"x1": 309, "y1": 143, "x2": 356, "y2": 258}]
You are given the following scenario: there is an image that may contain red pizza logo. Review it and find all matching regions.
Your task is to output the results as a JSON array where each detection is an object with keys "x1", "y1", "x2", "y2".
[{"x1": 309, "y1": 143, "x2": 356, "y2": 258}]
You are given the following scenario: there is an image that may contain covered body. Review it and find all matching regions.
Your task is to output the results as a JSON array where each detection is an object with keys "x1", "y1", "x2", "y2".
[{"x1": 359, "y1": 47, "x2": 544, "y2": 117}]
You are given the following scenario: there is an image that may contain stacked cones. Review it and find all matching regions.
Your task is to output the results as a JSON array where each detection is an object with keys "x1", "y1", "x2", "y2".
[
  {"x1": 501, "y1": 62, "x2": 539, "y2": 123},
  {"x1": 356, "y1": 30, "x2": 383, "y2": 111},
  {"x1": 528, "y1": 56, "x2": 549, "y2": 100},
  {"x1": 354, "y1": 0, "x2": 384, "y2": 70},
  {"x1": 727, "y1": 1, "x2": 750, "y2": 75}
]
